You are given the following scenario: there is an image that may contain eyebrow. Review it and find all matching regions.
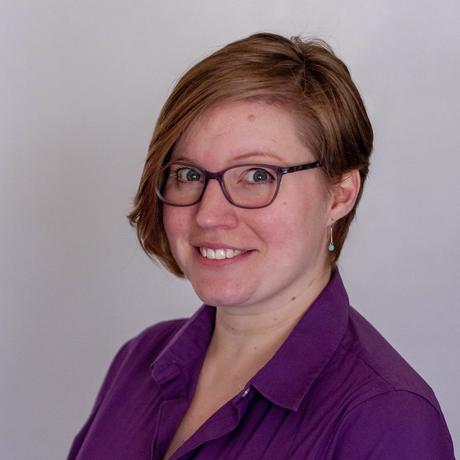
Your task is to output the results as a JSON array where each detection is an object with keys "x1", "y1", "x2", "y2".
[
  {"x1": 231, "y1": 151, "x2": 284, "y2": 162},
  {"x1": 173, "y1": 151, "x2": 284, "y2": 165}
]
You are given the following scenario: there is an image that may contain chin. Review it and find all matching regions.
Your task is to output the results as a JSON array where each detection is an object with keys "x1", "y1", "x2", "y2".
[
  {"x1": 190, "y1": 278, "x2": 252, "y2": 308},
  {"x1": 195, "y1": 290, "x2": 252, "y2": 309}
]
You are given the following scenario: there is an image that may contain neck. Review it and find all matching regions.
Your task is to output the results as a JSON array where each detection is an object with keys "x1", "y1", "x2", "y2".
[{"x1": 208, "y1": 267, "x2": 332, "y2": 365}]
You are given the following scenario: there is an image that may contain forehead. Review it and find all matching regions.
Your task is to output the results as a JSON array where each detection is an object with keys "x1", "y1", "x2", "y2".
[{"x1": 173, "y1": 100, "x2": 311, "y2": 166}]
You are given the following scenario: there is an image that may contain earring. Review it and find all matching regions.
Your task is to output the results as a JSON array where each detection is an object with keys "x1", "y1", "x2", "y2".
[{"x1": 328, "y1": 220, "x2": 335, "y2": 251}]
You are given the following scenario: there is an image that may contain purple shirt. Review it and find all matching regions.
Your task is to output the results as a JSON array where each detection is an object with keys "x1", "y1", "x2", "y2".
[{"x1": 68, "y1": 271, "x2": 455, "y2": 459}]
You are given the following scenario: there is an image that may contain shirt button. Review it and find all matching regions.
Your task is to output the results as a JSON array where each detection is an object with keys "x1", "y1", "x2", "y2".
[{"x1": 241, "y1": 387, "x2": 250, "y2": 398}]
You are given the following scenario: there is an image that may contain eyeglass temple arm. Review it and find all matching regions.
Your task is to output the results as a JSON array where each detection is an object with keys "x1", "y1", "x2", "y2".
[{"x1": 280, "y1": 162, "x2": 322, "y2": 174}]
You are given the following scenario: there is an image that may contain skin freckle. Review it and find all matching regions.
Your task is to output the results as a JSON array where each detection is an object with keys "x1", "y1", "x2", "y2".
[
  {"x1": 248, "y1": 114, "x2": 255, "y2": 122},
  {"x1": 291, "y1": 296, "x2": 296, "y2": 301}
]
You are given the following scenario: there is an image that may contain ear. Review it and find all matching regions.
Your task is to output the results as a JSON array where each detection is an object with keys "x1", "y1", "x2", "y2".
[{"x1": 329, "y1": 170, "x2": 361, "y2": 222}]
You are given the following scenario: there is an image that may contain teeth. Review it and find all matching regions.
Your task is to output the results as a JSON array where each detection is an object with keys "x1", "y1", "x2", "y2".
[
  {"x1": 215, "y1": 249, "x2": 226, "y2": 260},
  {"x1": 199, "y1": 247, "x2": 246, "y2": 259}
]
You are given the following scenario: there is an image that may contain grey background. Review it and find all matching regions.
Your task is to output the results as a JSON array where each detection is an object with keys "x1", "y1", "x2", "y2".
[{"x1": 1, "y1": 0, "x2": 459, "y2": 458}]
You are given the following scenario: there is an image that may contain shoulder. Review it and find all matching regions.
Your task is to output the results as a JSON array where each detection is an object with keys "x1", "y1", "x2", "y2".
[
  {"x1": 321, "y1": 307, "x2": 455, "y2": 458},
  {"x1": 328, "y1": 390, "x2": 455, "y2": 459},
  {"x1": 340, "y1": 306, "x2": 439, "y2": 404},
  {"x1": 67, "y1": 318, "x2": 189, "y2": 459},
  {"x1": 93, "y1": 318, "x2": 187, "y2": 403},
  {"x1": 125, "y1": 318, "x2": 188, "y2": 354},
  {"x1": 108, "y1": 318, "x2": 188, "y2": 373}
]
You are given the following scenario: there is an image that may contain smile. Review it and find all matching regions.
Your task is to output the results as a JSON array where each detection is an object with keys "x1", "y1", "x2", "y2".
[{"x1": 199, "y1": 247, "x2": 247, "y2": 259}]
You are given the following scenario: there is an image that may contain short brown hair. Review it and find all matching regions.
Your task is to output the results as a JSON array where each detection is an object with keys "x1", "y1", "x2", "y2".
[{"x1": 128, "y1": 33, "x2": 373, "y2": 277}]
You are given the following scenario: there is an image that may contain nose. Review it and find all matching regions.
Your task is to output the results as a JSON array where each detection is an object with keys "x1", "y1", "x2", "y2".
[{"x1": 194, "y1": 179, "x2": 239, "y2": 229}]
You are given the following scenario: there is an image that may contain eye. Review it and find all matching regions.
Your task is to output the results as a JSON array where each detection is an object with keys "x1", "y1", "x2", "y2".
[
  {"x1": 244, "y1": 168, "x2": 275, "y2": 183},
  {"x1": 171, "y1": 166, "x2": 203, "y2": 182}
]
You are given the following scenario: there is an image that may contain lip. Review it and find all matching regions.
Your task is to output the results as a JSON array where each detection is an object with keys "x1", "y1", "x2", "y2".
[{"x1": 193, "y1": 242, "x2": 249, "y2": 251}]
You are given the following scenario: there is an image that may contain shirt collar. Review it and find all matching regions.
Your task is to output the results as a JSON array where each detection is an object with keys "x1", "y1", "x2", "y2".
[
  {"x1": 250, "y1": 270, "x2": 349, "y2": 411},
  {"x1": 152, "y1": 270, "x2": 349, "y2": 410},
  {"x1": 152, "y1": 305, "x2": 215, "y2": 400}
]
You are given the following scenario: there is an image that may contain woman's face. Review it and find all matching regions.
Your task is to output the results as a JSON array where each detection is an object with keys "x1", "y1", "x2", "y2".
[{"x1": 163, "y1": 100, "x2": 334, "y2": 311}]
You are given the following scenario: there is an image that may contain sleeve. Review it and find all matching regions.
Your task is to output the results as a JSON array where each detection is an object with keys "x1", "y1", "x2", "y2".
[
  {"x1": 66, "y1": 340, "x2": 133, "y2": 460},
  {"x1": 330, "y1": 390, "x2": 455, "y2": 460}
]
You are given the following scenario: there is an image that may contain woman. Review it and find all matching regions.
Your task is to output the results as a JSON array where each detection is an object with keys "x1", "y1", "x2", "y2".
[{"x1": 68, "y1": 33, "x2": 454, "y2": 459}]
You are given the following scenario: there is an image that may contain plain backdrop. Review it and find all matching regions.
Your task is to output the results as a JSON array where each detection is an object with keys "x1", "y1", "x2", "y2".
[{"x1": 1, "y1": 0, "x2": 459, "y2": 458}]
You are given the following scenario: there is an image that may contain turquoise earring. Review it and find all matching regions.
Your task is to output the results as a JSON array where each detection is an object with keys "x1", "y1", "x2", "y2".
[{"x1": 328, "y1": 220, "x2": 335, "y2": 251}]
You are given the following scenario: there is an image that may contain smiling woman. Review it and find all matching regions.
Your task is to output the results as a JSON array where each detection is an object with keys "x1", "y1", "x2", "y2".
[
  {"x1": 161, "y1": 101, "x2": 344, "y2": 312},
  {"x1": 67, "y1": 33, "x2": 455, "y2": 460}
]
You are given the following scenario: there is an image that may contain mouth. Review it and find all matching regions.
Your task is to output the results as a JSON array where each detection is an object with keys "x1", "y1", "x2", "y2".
[{"x1": 199, "y1": 247, "x2": 247, "y2": 260}]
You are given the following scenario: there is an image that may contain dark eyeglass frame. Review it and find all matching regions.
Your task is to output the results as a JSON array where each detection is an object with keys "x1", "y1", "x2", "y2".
[{"x1": 156, "y1": 160, "x2": 322, "y2": 209}]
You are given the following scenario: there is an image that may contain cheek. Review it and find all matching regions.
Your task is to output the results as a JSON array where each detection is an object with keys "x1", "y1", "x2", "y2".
[
  {"x1": 254, "y1": 210, "x2": 304, "y2": 257},
  {"x1": 162, "y1": 207, "x2": 175, "y2": 242},
  {"x1": 257, "y1": 197, "x2": 326, "y2": 257},
  {"x1": 162, "y1": 207, "x2": 191, "y2": 252}
]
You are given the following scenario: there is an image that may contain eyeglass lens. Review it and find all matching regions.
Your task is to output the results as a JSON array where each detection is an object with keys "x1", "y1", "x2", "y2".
[{"x1": 159, "y1": 163, "x2": 279, "y2": 208}]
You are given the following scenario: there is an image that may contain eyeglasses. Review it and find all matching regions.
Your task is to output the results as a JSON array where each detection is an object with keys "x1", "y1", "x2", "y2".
[{"x1": 156, "y1": 161, "x2": 322, "y2": 209}]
